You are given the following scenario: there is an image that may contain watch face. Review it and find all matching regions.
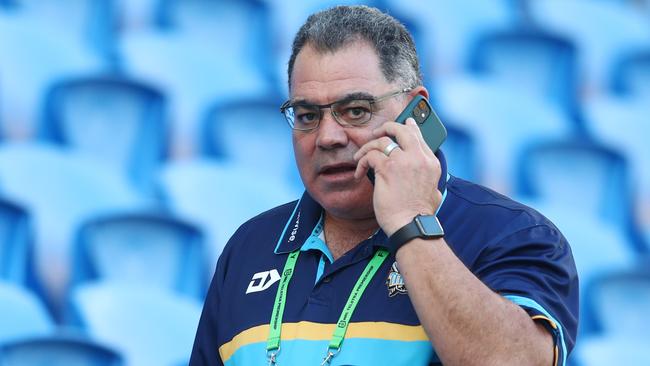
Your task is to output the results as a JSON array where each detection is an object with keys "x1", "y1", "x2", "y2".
[{"x1": 415, "y1": 215, "x2": 444, "y2": 236}]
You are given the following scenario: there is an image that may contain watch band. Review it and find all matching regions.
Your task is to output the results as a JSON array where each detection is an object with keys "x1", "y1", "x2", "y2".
[{"x1": 387, "y1": 215, "x2": 444, "y2": 253}]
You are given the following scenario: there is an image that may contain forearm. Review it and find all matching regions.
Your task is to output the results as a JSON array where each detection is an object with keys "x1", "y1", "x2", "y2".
[{"x1": 396, "y1": 238, "x2": 554, "y2": 366}]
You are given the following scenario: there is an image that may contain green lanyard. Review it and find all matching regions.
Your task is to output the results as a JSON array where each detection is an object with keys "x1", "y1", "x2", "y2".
[{"x1": 266, "y1": 248, "x2": 389, "y2": 365}]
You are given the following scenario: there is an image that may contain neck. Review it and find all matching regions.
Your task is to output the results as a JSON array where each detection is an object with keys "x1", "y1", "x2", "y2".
[{"x1": 323, "y1": 212, "x2": 378, "y2": 260}]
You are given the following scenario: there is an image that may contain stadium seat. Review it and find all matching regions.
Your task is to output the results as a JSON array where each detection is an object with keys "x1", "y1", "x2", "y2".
[
  {"x1": 384, "y1": 0, "x2": 516, "y2": 75},
  {"x1": 0, "y1": 142, "x2": 147, "y2": 316},
  {"x1": 118, "y1": 0, "x2": 272, "y2": 155},
  {"x1": 0, "y1": 15, "x2": 104, "y2": 138},
  {"x1": 69, "y1": 282, "x2": 202, "y2": 366},
  {"x1": 0, "y1": 198, "x2": 37, "y2": 288},
  {"x1": 441, "y1": 123, "x2": 479, "y2": 182},
  {"x1": 0, "y1": 0, "x2": 116, "y2": 61},
  {"x1": 434, "y1": 74, "x2": 571, "y2": 193},
  {"x1": 70, "y1": 212, "x2": 208, "y2": 300},
  {"x1": 0, "y1": 281, "x2": 53, "y2": 344},
  {"x1": 585, "y1": 264, "x2": 650, "y2": 336},
  {"x1": 610, "y1": 49, "x2": 650, "y2": 98},
  {"x1": 39, "y1": 75, "x2": 169, "y2": 194},
  {"x1": 200, "y1": 94, "x2": 301, "y2": 191},
  {"x1": 0, "y1": 334, "x2": 125, "y2": 366},
  {"x1": 516, "y1": 138, "x2": 639, "y2": 247},
  {"x1": 158, "y1": 159, "x2": 300, "y2": 266},
  {"x1": 467, "y1": 29, "x2": 580, "y2": 121},
  {"x1": 528, "y1": 0, "x2": 650, "y2": 93}
]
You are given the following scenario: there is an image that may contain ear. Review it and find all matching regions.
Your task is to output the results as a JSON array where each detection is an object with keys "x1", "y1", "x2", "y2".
[{"x1": 410, "y1": 85, "x2": 429, "y2": 100}]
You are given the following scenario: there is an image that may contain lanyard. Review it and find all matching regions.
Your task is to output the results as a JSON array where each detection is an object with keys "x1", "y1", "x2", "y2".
[{"x1": 266, "y1": 247, "x2": 389, "y2": 365}]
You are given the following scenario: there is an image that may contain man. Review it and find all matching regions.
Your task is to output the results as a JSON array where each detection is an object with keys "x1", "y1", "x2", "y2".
[{"x1": 190, "y1": 5, "x2": 578, "y2": 366}]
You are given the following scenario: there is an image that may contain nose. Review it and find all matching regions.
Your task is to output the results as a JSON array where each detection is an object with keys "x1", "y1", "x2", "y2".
[{"x1": 316, "y1": 108, "x2": 348, "y2": 150}]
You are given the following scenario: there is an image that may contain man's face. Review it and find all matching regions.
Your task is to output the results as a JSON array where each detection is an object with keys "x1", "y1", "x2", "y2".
[{"x1": 289, "y1": 41, "x2": 408, "y2": 220}]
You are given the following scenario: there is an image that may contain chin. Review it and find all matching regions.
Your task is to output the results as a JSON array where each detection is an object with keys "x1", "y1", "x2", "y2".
[{"x1": 309, "y1": 181, "x2": 375, "y2": 219}]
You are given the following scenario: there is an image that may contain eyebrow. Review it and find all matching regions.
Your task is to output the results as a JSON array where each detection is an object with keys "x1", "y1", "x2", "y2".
[{"x1": 291, "y1": 91, "x2": 376, "y2": 106}]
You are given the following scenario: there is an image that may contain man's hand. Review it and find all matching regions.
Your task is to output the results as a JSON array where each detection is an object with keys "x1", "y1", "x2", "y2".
[{"x1": 354, "y1": 118, "x2": 442, "y2": 235}]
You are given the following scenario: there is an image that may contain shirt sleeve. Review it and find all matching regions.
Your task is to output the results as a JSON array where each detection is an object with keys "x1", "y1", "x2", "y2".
[{"x1": 472, "y1": 223, "x2": 579, "y2": 366}]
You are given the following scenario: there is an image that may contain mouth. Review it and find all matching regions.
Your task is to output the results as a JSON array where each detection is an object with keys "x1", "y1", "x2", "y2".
[{"x1": 319, "y1": 162, "x2": 358, "y2": 176}]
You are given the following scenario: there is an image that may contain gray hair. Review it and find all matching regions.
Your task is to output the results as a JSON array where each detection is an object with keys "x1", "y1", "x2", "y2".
[{"x1": 287, "y1": 5, "x2": 423, "y2": 91}]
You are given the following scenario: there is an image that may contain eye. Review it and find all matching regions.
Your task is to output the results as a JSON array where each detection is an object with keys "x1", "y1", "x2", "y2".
[
  {"x1": 293, "y1": 106, "x2": 320, "y2": 126},
  {"x1": 339, "y1": 101, "x2": 371, "y2": 123}
]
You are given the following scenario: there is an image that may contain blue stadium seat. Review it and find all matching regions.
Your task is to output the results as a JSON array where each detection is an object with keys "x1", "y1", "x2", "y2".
[
  {"x1": 0, "y1": 0, "x2": 117, "y2": 62},
  {"x1": 528, "y1": 0, "x2": 650, "y2": 93},
  {"x1": 200, "y1": 95, "x2": 301, "y2": 191},
  {"x1": 384, "y1": 0, "x2": 516, "y2": 75},
  {"x1": 0, "y1": 334, "x2": 125, "y2": 366},
  {"x1": 69, "y1": 212, "x2": 208, "y2": 300},
  {"x1": 611, "y1": 49, "x2": 650, "y2": 98},
  {"x1": 119, "y1": 0, "x2": 272, "y2": 155},
  {"x1": 441, "y1": 123, "x2": 479, "y2": 182},
  {"x1": 434, "y1": 75, "x2": 571, "y2": 193},
  {"x1": 69, "y1": 282, "x2": 202, "y2": 366},
  {"x1": 158, "y1": 159, "x2": 300, "y2": 266},
  {"x1": 0, "y1": 142, "x2": 147, "y2": 317},
  {"x1": 584, "y1": 264, "x2": 650, "y2": 337},
  {"x1": 467, "y1": 29, "x2": 580, "y2": 122},
  {"x1": 515, "y1": 138, "x2": 641, "y2": 250},
  {"x1": 39, "y1": 75, "x2": 169, "y2": 194},
  {"x1": 0, "y1": 281, "x2": 53, "y2": 344},
  {"x1": 0, "y1": 16, "x2": 104, "y2": 138}
]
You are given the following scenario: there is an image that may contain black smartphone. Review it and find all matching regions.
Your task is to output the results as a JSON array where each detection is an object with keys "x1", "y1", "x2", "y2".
[{"x1": 367, "y1": 95, "x2": 447, "y2": 183}]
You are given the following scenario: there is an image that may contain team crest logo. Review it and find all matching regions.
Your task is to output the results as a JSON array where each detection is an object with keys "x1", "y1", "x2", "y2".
[{"x1": 386, "y1": 261, "x2": 407, "y2": 297}]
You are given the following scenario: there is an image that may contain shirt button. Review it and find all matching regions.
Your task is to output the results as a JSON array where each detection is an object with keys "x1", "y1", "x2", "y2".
[{"x1": 322, "y1": 276, "x2": 331, "y2": 283}]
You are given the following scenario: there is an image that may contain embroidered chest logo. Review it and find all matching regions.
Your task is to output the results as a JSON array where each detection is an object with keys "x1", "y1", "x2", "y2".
[
  {"x1": 386, "y1": 261, "x2": 407, "y2": 297},
  {"x1": 246, "y1": 269, "x2": 281, "y2": 294}
]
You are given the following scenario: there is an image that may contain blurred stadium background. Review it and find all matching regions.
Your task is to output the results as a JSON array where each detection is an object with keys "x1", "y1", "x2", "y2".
[{"x1": 0, "y1": 0, "x2": 649, "y2": 365}]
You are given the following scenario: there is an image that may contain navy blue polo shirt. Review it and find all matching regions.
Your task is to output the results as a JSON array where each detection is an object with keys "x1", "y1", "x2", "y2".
[{"x1": 190, "y1": 152, "x2": 578, "y2": 366}]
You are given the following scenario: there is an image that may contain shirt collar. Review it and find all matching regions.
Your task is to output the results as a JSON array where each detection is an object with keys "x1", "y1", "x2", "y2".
[{"x1": 274, "y1": 150, "x2": 449, "y2": 255}]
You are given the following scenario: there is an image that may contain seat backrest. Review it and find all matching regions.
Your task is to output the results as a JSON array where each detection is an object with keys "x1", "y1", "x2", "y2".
[
  {"x1": 586, "y1": 266, "x2": 650, "y2": 336},
  {"x1": 158, "y1": 159, "x2": 300, "y2": 264},
  {"x1": 40, "y1": 76, "x2": 168, "y2": 194},
  {"x1": 435, "y1": 75, "x2": 571, "y2": 193},
  {"x1": 201, "y1": 96, "x2": 300, "y2": 189},
  {"x1": 528, "y1": 0, "x2": 650, "y2": 91},
  {"x1": 70, "y1": 282, "x2": 202, "y2": 366},
  {"x1": 468, "y1": 29, "x2": 579, "y2": 116},
  {"x1": 0, "y1": 142, "x2": 146, "y2": 317},
  {"x1": 0, "y1": 335, "x2": 124, "y2": 366},
  {"x1": 0, "y1": 281, "x2": 53, "y2": 343},
  {"x1": 70, "y1": 213, "x2": 207, "y2": 299},
  {"x1": 517, "y1": 139, "x2": 634, "y2": 231}
]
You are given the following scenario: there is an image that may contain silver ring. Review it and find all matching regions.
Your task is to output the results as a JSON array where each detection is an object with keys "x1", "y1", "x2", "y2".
[{"x1": 382, "y1": 141, "x2": 400, "y2": 157}]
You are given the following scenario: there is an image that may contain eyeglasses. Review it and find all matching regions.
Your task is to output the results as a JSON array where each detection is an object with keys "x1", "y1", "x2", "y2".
[{"x1": 280, "y1": 88, "x2": 412, "y2": 131}]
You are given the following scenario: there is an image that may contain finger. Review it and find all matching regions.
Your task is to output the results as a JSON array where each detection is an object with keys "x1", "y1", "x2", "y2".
[
  {"x1": 354, "y1": 149, "x2": 387, "y2": 179},
  {"x1": 353, "y1": 136, "x2": 396, "y2": 161},
  {"x1": 372, "y1": 118, "x2": 422, "y2": 151}
]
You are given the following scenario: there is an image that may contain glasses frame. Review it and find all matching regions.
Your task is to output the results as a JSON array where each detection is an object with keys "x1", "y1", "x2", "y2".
[{"x1": 280, "y1": 87, "x2": 413, "y2": 131}]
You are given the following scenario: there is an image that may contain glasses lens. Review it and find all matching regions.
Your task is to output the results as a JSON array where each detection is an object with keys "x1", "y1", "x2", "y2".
[
  {"x1": 291, "y1": 104, "x2": 321, "y2": 130},
  {"x1": 332, "y1": 99, "x2": 372, "y2": 126}
]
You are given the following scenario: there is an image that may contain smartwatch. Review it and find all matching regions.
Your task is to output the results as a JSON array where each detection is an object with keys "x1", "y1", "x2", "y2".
[{"x1": 387, "y1": 214, "x2": 444, "y2": 254}]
